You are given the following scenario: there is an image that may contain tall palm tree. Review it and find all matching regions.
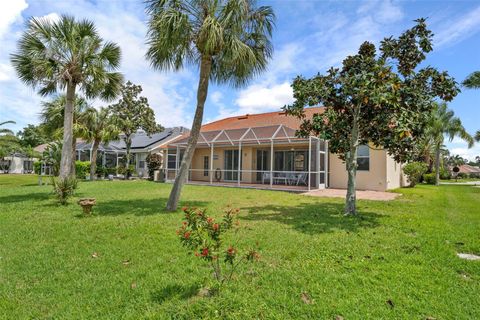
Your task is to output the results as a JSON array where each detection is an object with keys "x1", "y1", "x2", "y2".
[
  {"x1": 40, "y1": 95, "x2": 90, "y2": 175},
  {"x1": 146, "y1": 0, "x2": 275, "y2": 210},
  {"x1": 11, "y1": 15, "x2": 123, "y2": 179},
  {"x1": 475, "y1": 130, "x2": 480, "y2": 142},
  {"x1": 78, "y1": 107, "x2": 119, "y2": 180},
  {"x1": 0, "y1": 121, "x2": 16, "y2": 135},
  {"x1": 463, "y1": 71, "x2": 480, "y2": 89},
  {"x1": 427, "y1": 103, "x2": 474, "y2": 185}
]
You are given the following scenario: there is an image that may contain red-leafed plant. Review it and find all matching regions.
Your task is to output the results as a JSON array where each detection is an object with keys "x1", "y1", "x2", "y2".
[{"x1": 177, "y1": 207, "x2": 259, "y2": 291}]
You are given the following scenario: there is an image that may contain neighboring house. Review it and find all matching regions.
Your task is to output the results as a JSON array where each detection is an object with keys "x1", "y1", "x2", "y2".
[
  {"x1": 74, "y1": 127, "x2": 188, "y2": 177},
  {"x1": 0, "y1": 152, "x2": 35, "y2": 174},
  {"x1": 163, "y1": 107, "x2": 404, "y2": 192},
  {"x1": 458, "y1": 164, "x2": 480, "y2": 176}
]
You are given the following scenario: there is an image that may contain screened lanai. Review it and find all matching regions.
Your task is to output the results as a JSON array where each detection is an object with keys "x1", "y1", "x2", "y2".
[
  {"x1": 165, "y1": 124, "x2": 328, "y2": 192},
  {"x1": 75, "y1": 141, "x2": 127, "y2": 168}
]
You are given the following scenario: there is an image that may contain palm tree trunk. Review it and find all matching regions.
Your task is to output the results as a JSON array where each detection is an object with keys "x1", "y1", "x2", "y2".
[
  {"x1": 166, "y1": 55, "x2": 212, "y2": 211},
  {"x1": 435, "y1": 142, "x2": 441, "y2": 186},
  {"x1": 90, "y1": 139, "x2": 100, "y2": 181},
  {"x1": 71, "y1": 136, "x2": 76, "y2": 177},
  {"x1": 59, "y1": 83, "x2": 76, "y2": 179},
  {"x1": 345, "y1": 111, "x2": 360, "y2": 215},
  {"x1": 125, "y1": 137, "x2": 132, "y2": 180}
]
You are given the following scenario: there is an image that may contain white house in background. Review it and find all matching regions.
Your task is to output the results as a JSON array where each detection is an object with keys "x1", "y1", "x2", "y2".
[{"x1": 0, "y1": 152, "x2": 35, "y2": 174}]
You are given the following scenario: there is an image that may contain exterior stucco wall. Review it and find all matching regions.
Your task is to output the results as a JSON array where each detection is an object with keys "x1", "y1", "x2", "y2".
[
  {"x1": 3, "y1": 156, "x2": 36, "y2": 174},
  {"x1": 328, "y1": 149, "x2": 388, "y2": 191},
  {"x1": 385, "y1": 155, "x2": 403, "y2": 189}
]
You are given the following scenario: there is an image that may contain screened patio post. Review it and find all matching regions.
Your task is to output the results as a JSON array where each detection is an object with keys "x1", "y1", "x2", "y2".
[
  {"x1": 116, "y1": 152, "x2": 119, "y2": 168},
  {"x1": 317, "y1": 137, "x2": 320, "y2": 189},
  {"x1": 237, "y1": 142, "x2": 242, "y2": 186},
  {"x1": 308, "y1": 137, "x2": 312, "y2": 191},
  {"x1": 210, "y1": 144, "x2": 214, "y2": 185},
  {"x1": 270, "y1": 139, "x2": 274, "y2": 189},
  {"x1": 325, "y1": 141, "x2": 329, "y2": 188},
  {"x1": 175, "y1": 145, "x2": 179, "y2": 179}
]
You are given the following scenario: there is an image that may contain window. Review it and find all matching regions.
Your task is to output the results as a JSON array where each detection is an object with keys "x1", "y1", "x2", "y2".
[
  {"x1": 274, "y1": 150, "x2": 308, "y2": 172},
  {"x1": 167, "y1": 150, "x2": 184, "y2": 169},
  {"x1": 139, "y1": 160, "x2": 146, "y2": 169},
  {"x1": 357, "y1": 145, "x2": 370, "y2": 171},
  {"x1": 23, "y1": 160, "x2": 33, "y2": 172},
  {"x1": 203, "y1": 156, "x2": 209, "y2": 176}
]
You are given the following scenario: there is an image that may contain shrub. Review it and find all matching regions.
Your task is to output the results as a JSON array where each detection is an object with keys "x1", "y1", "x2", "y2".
[
  {"x1": 177, "y1": 207, "x2": 259, "y2": 293},
  {"x1": 75, "y1": 161, "x2": 90, "y2": 179},
  {"x1": 34, "y1": 161, "x2": 41, "y2": 175},
  {"x1": 439, "y1": 167, "x2": 451, "y2": 180},
  {"x1": 117, "y1": 164, "x2": 135, "y2": 177},
  {"x1": 146, "y1": 153, "x2": 162, "y2": 180},
  {"x1": 105, "y1": 167, "x2": 117, "y2": 176},
  {"x1": 51, "y1": 176, "x2": 78, "y2": 205},
  {"x1": 403, "y1": 162, "x2": 428, "y2": 187},
  {"x1": 470, "y1": 172, "x2": 480, "y2": 179},
  {"x1": 95, "y1": 165, "x2": 107, "y2": 178},
  {"x1": 423, "y1": 173, "x2": 436, "y2": 185},
  {"x1": 457, "y1": 172, "x2": 468, "y2": 179}
]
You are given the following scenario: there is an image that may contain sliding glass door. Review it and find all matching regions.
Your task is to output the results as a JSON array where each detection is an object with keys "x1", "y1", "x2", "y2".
[
  {"x1": 224, "y1": 150, "x2": 240, "y2": 181},
  {"x1": 274, "y1": 150, "x2": 308, "y2": 172}
]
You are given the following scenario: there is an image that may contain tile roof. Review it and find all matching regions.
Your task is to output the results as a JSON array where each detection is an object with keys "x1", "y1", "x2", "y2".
[
  {"x1": 202, "y1": 107, "x2": 324, "y2": 131},
  {"x1": 167, "y1": 107, "x2": 324, "y2": 145},
  {"x1": 458, "y1": 164, "x2": 480, "y2": 173}
]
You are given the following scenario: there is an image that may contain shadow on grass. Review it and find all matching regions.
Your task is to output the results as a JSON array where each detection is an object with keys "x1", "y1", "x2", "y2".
[
  {"x1": 0, "y1": 192, "x2": 51, "y2": 204},
  {"x1": 241, "y1": 202, "x2": 382, "y2": 235},
  {"x1": 151, "y1": 283, "x2": 199, "y2": 304},
  {"x1": 94, "y1": 198, "x2": 209, "y2": 216}
]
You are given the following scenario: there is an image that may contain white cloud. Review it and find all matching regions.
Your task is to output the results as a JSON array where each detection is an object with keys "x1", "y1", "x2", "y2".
[
  {"x1": 0, "y1": 0, "x2": 28, "y2": 40},
  {"x1": 449, "y1": 146, "x2": 480, "y2": 161},
  {"x1": 40, "y1": 12, "x2": 60, "y2": 23},
  {"x1": 358, "y1": 0, "x2": 403, "y2": 24},
  {"x1": 235, "y1": 82, "x2": 293, "y2": 112},
  {"x1": 435, "y1": 6, "x2": 480, "y2": 48}
]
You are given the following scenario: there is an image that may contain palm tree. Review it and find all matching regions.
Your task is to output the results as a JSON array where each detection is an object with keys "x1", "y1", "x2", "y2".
[
  {"x1": 463, "y1": 71, "x2": 480, "y2": 89},
  {"x1": 78, "y1": 107, "x2": 119, "y2": 180},
  {"x1": 146, "y1": 0, "x2": 275, "y2": 210},
  {"x1": 0, "y1": 121, "x2": 16, "y2": 135},
  {"x1": 40, "y1": 95, "x2": 90, "y2": 175},
  {"x1": 11, "y1": 15, "x2": 123, "y2": 179},
  {"x1": 475, "y1": 130, "x2": 480, "y2": 142},
  {"x1": 427, "y1": 103, "x2": 474, "y2": 185}
]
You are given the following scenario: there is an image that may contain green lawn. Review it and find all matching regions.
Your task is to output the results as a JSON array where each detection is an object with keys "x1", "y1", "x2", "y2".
[{"x1": 0, "y1": 175, "x2": 479, "y2": 319}]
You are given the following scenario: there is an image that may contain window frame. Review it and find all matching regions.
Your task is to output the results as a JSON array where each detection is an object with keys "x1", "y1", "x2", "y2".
[
  {"x1": 357, "y1": 145, "x2": 370, "y2": 171},
  {"x1": 203, "y1": 156, "x2": 209, "y2": 176}
]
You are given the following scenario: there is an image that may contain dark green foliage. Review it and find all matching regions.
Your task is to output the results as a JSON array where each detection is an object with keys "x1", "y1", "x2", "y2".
[
  {"x1": 75, "y1": 161, "x2": 90, "y2": 179},
  {"x1": 403, "y1": 162, "x2": 428, "y2": 187},
  {"x1": 16, "y1": 124, "x2": 48, "y2": 148},
  {"x1": 423, "y1": 173, "x2": 436, "y2": 184},
  {"x1": 51, "y1": 176, "x2": 78, "y2": 205},
  {"x1": 146, "y1": 153, "x2": 162, "y2": 180}
]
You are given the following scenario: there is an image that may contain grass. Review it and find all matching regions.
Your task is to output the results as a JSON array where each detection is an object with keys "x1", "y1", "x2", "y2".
[
  {"x1": 0, "y1": 174, "x2": 479, "y2": 319},
  {"x1": 441, "y1": 178, "x2": 480, "y2": 183}
]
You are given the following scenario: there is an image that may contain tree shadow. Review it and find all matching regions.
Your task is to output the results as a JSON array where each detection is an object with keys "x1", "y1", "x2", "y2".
[
  {"x1": 150, "y1": 283, "x2": 199, "y2": 304},
  {"x1": 0, "y1": 192, "x2": 51, "y2": 204},
  {"x1": 241, "y1": 202, "x2": 383, "y2": 235},
  {"x1": 93, "y1": 198, "x2": 209, "y2": 216}
]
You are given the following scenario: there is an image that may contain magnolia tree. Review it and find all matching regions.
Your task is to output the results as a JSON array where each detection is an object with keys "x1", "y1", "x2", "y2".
[
  {"x1": 109, "y1": 81, "x2": 162, "y2": 178},
  {"x1": 285, "y1": 19, "x2": 459, "y2": 215}
]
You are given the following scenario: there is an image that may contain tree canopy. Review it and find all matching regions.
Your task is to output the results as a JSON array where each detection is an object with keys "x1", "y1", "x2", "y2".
[{"x1": 285, "y1": 19, "x2": 459, "y2": 214}]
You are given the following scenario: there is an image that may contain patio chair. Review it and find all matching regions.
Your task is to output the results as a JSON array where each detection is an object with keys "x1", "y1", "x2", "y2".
[
  {"x1": 262, "y1": 172, "x2": 271, "y2": 184},
  {"x1": 286, "y1": 173, "x2": 296, "y2": 185},
  {"x1": 295, "y1": 173, "x2": 307, "y2": 186}
]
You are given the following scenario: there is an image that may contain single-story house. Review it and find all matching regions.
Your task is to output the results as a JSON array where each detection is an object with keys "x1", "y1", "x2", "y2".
[
  {"x1": 162, "y1": 107, "x2": 404, "y2": 192},
  {"x1": 0, "y1": 152, "x2": 35, "y2": 174},
  {"x1": 458, "y1": 164, "x2": 480, "y2": 176},
  {"x1": 72, "y1": 127, "x2": 188, "y2": 177}
]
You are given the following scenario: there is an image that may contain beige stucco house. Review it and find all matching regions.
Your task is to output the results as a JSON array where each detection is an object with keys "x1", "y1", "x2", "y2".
[{"x1": 162, "y1": 107, "x2": 405, "y2": 192}]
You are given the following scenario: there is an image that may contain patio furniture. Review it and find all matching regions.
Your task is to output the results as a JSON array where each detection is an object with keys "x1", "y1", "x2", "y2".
[
  {"x1": 262, "y1": 172, "x2": 271, "y2": 184},
  {"x1": 295, "y1": 173, "x2": 307, "y2": 186},
  {"x1": 273, "y1": 172, "x2": 288, "y2": 185}
]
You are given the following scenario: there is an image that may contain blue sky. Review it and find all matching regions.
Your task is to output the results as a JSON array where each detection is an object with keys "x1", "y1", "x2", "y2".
[{"x1": 0, "y1": 0, "x2": 479, "y2": 159}]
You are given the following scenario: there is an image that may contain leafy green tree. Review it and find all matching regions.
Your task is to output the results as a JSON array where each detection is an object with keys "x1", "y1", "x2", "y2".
[
  {"x1": 41, "y1": 141, "x2": 63, "y2": 176},
  {"x1": 146, "y1": 0, "x2": 275, "y2": 211},
  {"x1": 426, "y1": 103, "x2": 473, "y2": 185},
  {"x1": 0, "y1": 121, "x2": 15, "y2": 135},
  {"x1": 0, "y1": 121, "x2": 20, "y2": 173},
  {"x1": 40, "y1": 95, "x2": 90, "y2": 175},
  {"x1": 463, "y1": 71, "x2": 480, "y2": 89},
  {"x1": 109, "y1": 81, "x2": 162, "y2": 178},
  {"x1": 78, "y1": 107, "x2": 119, "y2": 180},
  {"x1": 16, "y1": 124, "x2": 48, "y2": 148},
  {"x1": 11, "y1": 15, "x2": 123, "y2": 179},
  {"x1": 285, "y1": 19, "x2": 459, "y2": 215}
]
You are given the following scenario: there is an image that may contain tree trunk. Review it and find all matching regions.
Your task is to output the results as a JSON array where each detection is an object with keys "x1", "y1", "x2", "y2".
[
  {"x1": 90, "y1": 139, "x2": 100, "y2": 181},
  {"x1": 59, "y1": 83, "x2": 76, "y2": 179},
  {"x1": 166, "y1": 55, "x2": 212, "y2": 211},
  {"x1": 435, "y1": 142, "x2": 441, "y2": 186},
  {"x1": 345, "y1": 108, "x2": 360, "y2": 216},
  {"x1": 71, "y1": 135, "x2": 76, "y2": 177},
  {"x1": 125, "y1": 137, "x2": 132, "y2": 180}
]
